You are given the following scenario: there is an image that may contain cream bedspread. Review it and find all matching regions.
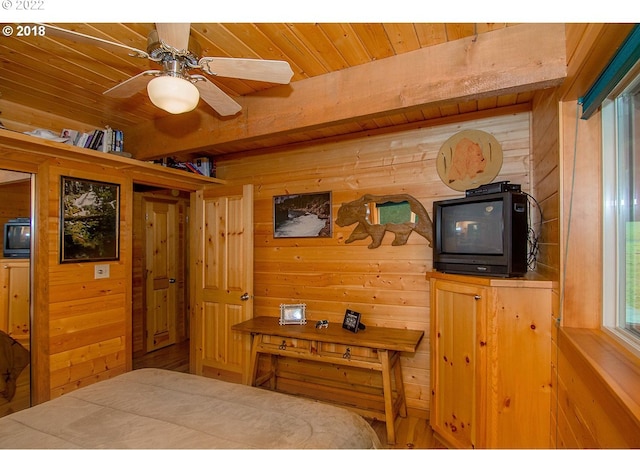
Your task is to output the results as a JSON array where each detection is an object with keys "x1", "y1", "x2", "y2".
[{"x1": 0, "y1": 368, "x2": 381, "y2": 448}]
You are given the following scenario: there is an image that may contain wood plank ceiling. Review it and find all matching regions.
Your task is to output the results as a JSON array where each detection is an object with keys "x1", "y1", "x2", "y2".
[{"x1": 0, "y1": 23, "x2": 537, "y2": 160}]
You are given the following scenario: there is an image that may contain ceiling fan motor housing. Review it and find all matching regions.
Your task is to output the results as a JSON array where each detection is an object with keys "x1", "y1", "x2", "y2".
[{"x1": 147, "y1": 29, "x2": 201, "y2": 67}]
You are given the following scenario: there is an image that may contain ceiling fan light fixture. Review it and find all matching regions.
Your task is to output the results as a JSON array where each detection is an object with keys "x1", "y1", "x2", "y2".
[{"x1": 147, "y1": 75, "x2": 200, "y2": 114}]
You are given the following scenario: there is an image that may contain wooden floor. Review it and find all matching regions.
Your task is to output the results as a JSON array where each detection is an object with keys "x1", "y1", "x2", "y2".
[
  {"x1": 133, "y1": 339, "x2": 190, "y2": 373},
  {"x1": 134, "y1": 340, "x2": 444, "y2": 449}
]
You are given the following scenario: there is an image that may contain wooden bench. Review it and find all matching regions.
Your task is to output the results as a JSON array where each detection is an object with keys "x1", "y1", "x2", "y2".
[{"x1": 232, "y1": 316, "x2": 424, "y2": 444}]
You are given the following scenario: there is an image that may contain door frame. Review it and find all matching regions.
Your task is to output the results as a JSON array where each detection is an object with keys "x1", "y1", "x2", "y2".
[{"x1": 133, "y1": 190, "x2": 190, "y2": 357}]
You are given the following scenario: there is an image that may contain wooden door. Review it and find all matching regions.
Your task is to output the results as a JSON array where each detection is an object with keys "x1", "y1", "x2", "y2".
[
  {"x1": 192, "y1": 185, "x2": 253, "y2": 383},
  {"x1": 430, "y1": 278, "x2": 487, "y2": 449},
  {"x1": 144, "y1": 199, "x2": 179, "y2": 352}
]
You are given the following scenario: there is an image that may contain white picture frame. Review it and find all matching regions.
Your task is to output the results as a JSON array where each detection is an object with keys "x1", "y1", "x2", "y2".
[{"x1": 279, "y1": 303, "x2": 307, "y2": 325}]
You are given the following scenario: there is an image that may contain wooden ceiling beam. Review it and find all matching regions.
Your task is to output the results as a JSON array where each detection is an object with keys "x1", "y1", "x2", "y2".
[{"x1": 127, "y1": 23, "x2": 567, "y2": 161}]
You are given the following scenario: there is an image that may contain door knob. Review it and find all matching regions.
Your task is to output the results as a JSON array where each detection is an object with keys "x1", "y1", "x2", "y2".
[{"x1": 240, "y1": 292, "x2": 250, "y2": 301}]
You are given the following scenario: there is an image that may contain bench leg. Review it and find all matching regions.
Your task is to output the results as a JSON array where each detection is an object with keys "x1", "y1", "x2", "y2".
[
  {"x1": 392, "y1": 352, "x2": 408, "y2": 418},
  {"x1": 248, "y1": 333, "x2": 261, "y2": 386},
  {"x1": 379, "y1": 349, "x2": 396, "y2": 444}
]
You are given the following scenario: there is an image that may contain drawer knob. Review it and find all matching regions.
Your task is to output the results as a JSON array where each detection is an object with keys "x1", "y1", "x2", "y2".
[
  {"x1": 342, "y1": 347, "x2": 352, "y2": 360},
  {"x1": 278, "y1": 340, "x2": 287, "y2": 350}
]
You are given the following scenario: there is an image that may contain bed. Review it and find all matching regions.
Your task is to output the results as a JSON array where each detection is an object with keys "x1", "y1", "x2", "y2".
[{"x1": 0, "y1": 368, "x2": 381, "y2": 449}]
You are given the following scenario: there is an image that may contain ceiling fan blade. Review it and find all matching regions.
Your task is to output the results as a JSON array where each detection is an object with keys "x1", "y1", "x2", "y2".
[
  {"x1": 198, "y1": 57, "x2": 294, "y2": 84},
  {"x1": 104, "y1": 71, "x2": 161, "y2": 98},
  {"x1": 156, "y1": 23, "x2": 191, "y2": 52},
  {"x1": 39, "y1": 23, "x2": 148, "y2": 58},
  {"x1": 192, "y1": 76, "x2": 241, "y2": 116}
]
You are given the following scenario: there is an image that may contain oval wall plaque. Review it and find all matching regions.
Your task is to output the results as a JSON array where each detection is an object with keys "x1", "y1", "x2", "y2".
[{"x1": 436, "y1": 129, "x2": 503, "y2": 191}]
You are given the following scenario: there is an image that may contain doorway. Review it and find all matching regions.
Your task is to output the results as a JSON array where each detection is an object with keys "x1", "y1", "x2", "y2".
[
  {"x1": 131, "y1": 185, "x2": 190, "y2": 372},
  {"x1": 0, "y1": 169, "x2": 32, "y2": 417}
]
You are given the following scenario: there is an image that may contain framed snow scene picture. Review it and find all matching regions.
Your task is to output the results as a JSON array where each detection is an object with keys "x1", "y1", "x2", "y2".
[
  {"x1": 273, "y1": 191, "x2": 332, "y2": 238},
  {"x1": 60, "y1": 176, "x2": 120, "y2": 263}
]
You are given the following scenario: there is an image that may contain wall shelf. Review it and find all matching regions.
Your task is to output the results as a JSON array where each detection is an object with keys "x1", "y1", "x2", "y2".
[{"x1": 0, "y1": 128, "x2": 225, "y2": 191}]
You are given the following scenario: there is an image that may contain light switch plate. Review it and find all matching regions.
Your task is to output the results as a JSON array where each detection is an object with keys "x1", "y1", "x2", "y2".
[{"x1": 94, "y1": 264, "x2": 110, "y2": 279}]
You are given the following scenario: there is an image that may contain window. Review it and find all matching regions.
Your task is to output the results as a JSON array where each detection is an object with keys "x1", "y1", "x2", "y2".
[{"x1": 603, "y1": 69, "x2": 640, "y2": 350}]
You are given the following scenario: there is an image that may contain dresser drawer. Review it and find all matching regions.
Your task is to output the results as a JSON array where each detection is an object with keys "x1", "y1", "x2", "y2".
[
  {"x1": 317, "y1": 342, "x2": 378, "y2": 363},
  {"x1": 259, "y1": 335, "x2": 312, "y2": 354}
]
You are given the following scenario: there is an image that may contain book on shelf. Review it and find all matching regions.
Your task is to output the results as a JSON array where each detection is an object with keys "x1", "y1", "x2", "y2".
[
  {"x1": 184, "y1": 161, "x2": 203, "y2": 175},
  {"x1": 101, "y1": 127, "x2": 113, "y2": 152},
  {"x1": 193, "y1": 157, "x2": 212, "y2": 177},
  {"x1": 60, "y1": 129, "x2": 79, "y2": 144},
  {"x1": 151, "y1": 157, "x2": 215, "y2": 177},
  {"x1": 74, "y1": 132, "x2": 91, "y2": 147},
  {"x1": 91, "y1": 130, "x2": 104, "y2": 150},
  {"x1": 114, "y1": 130, "x2": 124, "y2": 152},
  {"x1": 61, "y1": 126, "x2": 124, "y2": 152}
]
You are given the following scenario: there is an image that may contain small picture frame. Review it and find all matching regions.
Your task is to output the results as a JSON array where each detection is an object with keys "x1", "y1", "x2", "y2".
[
  {"x1": 342, "y1": 309, "x2": 362, "y2": 333},
  {"x1": 279, "y1": 303, "x2": 307, "y2": 325}
]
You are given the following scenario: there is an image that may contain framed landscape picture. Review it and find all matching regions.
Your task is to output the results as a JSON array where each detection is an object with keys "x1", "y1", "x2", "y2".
[
  {"x1": 60, "y1": 176, "x2": 120, "y2": 263},
  {"x1": 273, "y1": 191, "x2": 332, "y2": 238}
]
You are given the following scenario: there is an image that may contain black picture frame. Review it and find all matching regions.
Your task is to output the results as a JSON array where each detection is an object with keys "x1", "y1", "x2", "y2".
[
  {"x1": 60, "y1": 176, "x2": 120, "y2": 263},
  {"x1": 342, "y1": 309, "x2": 362, "y2": 333},
  {"x1": 273, "y1": 191, "x2": 332, "y2": 238}
]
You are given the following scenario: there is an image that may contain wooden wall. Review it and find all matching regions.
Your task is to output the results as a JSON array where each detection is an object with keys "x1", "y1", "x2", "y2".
[
  {"x1": 46, "y1": 163, "x2": 132, "y2": 398},
  {"x1": 530, "y1": 24, "x2": 640, "y2": 447},
  {"x1": 531, "y1": 88, "x2": 560, "y2": 280},
  {"x1": 0, "y1": 146, "x2": 133, "y2": 403},
  {"x1": 0, "y1": 100, "x2": 96, "y2": 136},
  {"x1": 217, "y1": 109, "x2": 533, "y2": 415}
]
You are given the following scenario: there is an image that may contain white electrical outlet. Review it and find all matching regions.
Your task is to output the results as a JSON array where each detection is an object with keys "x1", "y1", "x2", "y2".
[{"x1": 94, "y1": 264, "x2": 110, "y2": 279}]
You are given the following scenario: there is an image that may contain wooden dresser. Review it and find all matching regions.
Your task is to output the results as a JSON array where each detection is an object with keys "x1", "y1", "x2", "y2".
[
  {"x1": 0, "y1": 259, "x2": 30, "y2": 347},
  {"x1": 428, "y1": 271, "x2": 553, "y2": 448},
  {"x1": 232, "y1": 316, "x2": 424, "y2": 444}
]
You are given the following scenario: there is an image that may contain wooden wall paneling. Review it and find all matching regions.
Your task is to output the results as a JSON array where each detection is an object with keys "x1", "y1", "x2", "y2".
[
  {"x1": 1, "y1": 133, "x2": 212, "y2": 404},
  {"x1": 559, "y1": 100, "x2": 602, "y2": 329},
  {"x1": 531, "y1": 88, "x2": 561, "y2": 278},
  {"x1": 559, "y1": 24, "x2": 635, "y2": 103},
  {"x1": 218, "y1": 111, "x2": 531, "y2": 415},
  {"x1": 544, "y1": 24, "x2": 640, "y2": 449},
  {"x1": 46, "y1": 164, "x2": 131, "y2": 398},
  {"x1": 0, "y1": 99, "x2": 99, "y2": 135},
  {"x1": 132, "y1": 192, "x2": 144, "y2": 356}
]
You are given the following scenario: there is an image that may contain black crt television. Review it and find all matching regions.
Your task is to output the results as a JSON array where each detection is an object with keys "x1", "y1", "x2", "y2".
[
  {"x1": 432, "y1": 192, "x2": 528, "y2": 277},
  {"x1": 3, "y1": 218, "x2": 31, "y2": 258}
]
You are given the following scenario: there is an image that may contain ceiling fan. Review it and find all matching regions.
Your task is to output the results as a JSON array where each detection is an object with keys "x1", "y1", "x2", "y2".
[{"x1": 40, "y1": 23, "x2": 294, "y2": 115}]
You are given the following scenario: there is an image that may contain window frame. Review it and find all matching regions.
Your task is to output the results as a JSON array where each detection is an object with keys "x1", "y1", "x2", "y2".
[{"x1": 602, "y1": 72, "x2": 640, "y2": 356}]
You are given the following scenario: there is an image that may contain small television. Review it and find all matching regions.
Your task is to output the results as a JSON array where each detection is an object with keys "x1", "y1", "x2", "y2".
[
  {"x1": 3, "y1": 218, "x2": 31, "y2": 258},
  {"x1": 433, "y1": 192, "x2": 528, "y2": 277}
]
